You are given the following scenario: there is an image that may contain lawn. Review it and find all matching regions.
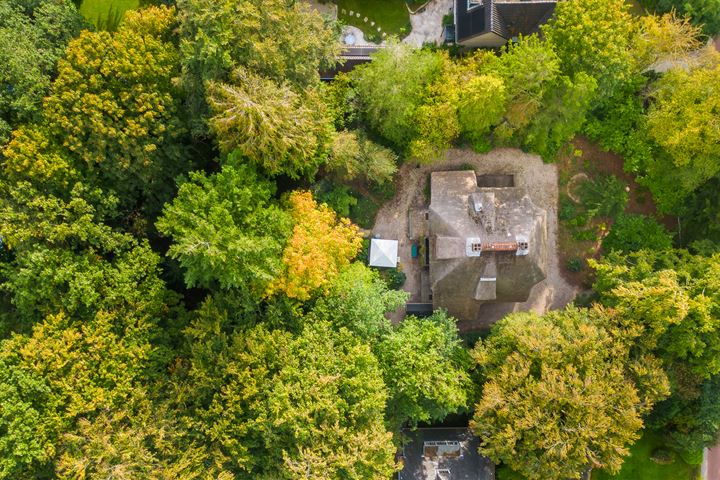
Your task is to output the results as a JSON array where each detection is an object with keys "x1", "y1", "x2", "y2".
[
  {"x1": 592, "y1": 431, "x2": 700, "y2": 480},
  {"x1": 79, "y1": 0, "x2": 139, "y2": 29},
  {"x1": 334, "y1": 0, "x2": 411, "y2": 41}
]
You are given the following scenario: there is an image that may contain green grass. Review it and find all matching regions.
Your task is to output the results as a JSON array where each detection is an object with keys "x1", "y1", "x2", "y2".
[
  {"x1": 592, "y1": 431, "x2": 700, "y2": 480},
  {"x1": 79, "y1": 0, "x2": 139, "y2": 29},
  {"x1": 335, "y1": 0, "x2": 411, "y2": 41}
]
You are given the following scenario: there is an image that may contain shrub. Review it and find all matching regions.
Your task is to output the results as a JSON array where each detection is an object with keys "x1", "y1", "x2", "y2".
[
  {"x1": 380, "y1": 268, "x2": 406, "y2": 290},
  {"x1": 559, "y1": 196, "x2": 578, "y2": 222},
  {"x1": 650, "y1": 447, "x2": 675, "y2": 465},
  {"x1": 566, "y1": 257, "x2": 584, "y2": 272},
  {"x1": 602, "y1": 213, "x2": 673, "y2": 253},
  {"x1": 578, "y1": 174, "x2": 628, "y2": 219},
  {"x1": 678, "y1": 448, "x2": 703, "y2": 466},
  {"x1": 316, "y1": 183, "x2": 358, "y2": 218}
]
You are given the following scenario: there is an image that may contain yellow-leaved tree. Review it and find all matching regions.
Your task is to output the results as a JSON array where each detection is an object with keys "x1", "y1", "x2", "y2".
[{"x1": 268, "y1": 191, "x2": 362, "y2": 301}]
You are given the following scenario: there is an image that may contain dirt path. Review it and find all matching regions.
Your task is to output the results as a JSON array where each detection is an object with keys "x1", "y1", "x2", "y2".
[{"x1": 372, "y1": 148, "x2": 580, "y2": 329}]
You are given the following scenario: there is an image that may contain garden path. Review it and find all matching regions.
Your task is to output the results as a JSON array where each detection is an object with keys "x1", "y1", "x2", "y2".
[{"x1": 403, "y1": 0, "x2": 453, "y2": 46}]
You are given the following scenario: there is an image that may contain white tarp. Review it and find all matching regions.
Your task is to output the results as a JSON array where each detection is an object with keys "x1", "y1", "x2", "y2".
[{"x1": 369, "y1": 239, "x2": 399, "y2": 268}]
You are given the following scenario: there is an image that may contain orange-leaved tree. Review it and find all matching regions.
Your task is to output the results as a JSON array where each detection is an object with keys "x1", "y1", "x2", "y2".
[{"x1": 268, "y1": 191, "x2": 362, "y2": 301}]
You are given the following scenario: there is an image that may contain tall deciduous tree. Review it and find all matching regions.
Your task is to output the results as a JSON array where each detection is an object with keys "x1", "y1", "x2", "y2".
[
  {"x1": 268, "y1": 191, "x2": 362, "y2": 302},
  {"x1": 376, "y1": 311, "x2": 472, "y2": 427},
  {"x1": 207, "y1": 68, "x2": 332, "y2": 179},
  {"x1": 309, "y1": 262, "x2": 408, "y2": 339},
  {"x1": 156, "y1": 162, "x2": 291, "y2": 293},
  {"x1": 0, "y1": 359, "x2": 54, "y2": 479},
  {"x1": 0, "y1": 0, "x2": 85, "y2": 144},
  {"x1": 0, "y1": 182, "x2": 171, "y2": 326},
  {"x1": 3, "y1": 6, "x2": 189, "y2": 214},
  {"x1": 0, "y1": 308, "x2": 168, "y2": 478},
  {"x1": 543, "y1": 0, "x2": 635, "y2": 98},
  {"x1": 327, "y1": 131, "x2": 398, "y2": 185},
  {"x1": 591, "y1": 250, "x2": 720, "y2": 451},
  {"x1": 353, "y1": 42, "x2": 444, "y2": 149},
  {"x1": 591, "y1": 250, "x2": 720, "y2": 381},
  {"x1": 634, "y1": 12, "x2": 704, "y2": 71},
  {"x1": 481, "y1": 35, "x2": 560, "y2": 140},
  {"x1": 471, "y1": 307, "x2": 668, "y2": 480},
  {"x1": 644, "y1": 53, "x2": 720, "y2": 211},
  {"x1": 639, "y1": 0, "x2": 720, "y2": 35},
  {"x1": 177, "y1": 0, "x2": 340, "y2": 132},
  {"x1": 521, "y1": 72, "x2": 597, "y2": 159},
  {"x1": 186, "y1": 321, "x2": 396, "y2": 479}
]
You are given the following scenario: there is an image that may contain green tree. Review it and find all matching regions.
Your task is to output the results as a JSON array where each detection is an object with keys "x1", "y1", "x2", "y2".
[
  {"x1": 406, "y1": 56, "x2": 464, "y2": 162},
  {"x1": 471, "y1": 307, "x2": 668, "y2": 480},
  {"x1": 156, "y1": 161, "x2": 292, "y2": 293},
  {"x1": 321, "y1": 72, "x2": 358, "y2": 130},
  {"x1": 457, "y1": 75, "x2": 506, "y2": 150},
  {"x1": 0, "y1": 0, "x2": 85, "y2": 144},
  {"x1": 207, "y1": 67, "x2": 332, "y2": 179},
  {"x1": 521, "y1": 72, "x2": 597, "y2": 159},
  {"x1": 583, "y1": 76, "x2": 653, "y2": 175},
  {"x1": 591, "y1": 250, "x2": 720, "y2": 380},
  {"x1": 644, "y1": 53, "x2": 720, "y2": 211},
  {"x1": 0, "y1": 182, "x2": 171, "y2": 326},
  {"x1": 326, "y1": 131, "x2": 398, "y2": 185},
  {"x1": 309, "y1": 262, "x2": 408, "y2": 340},
  {"x1": 353, "y1": 43, "x2": 444, "y2": 149},
  {"x1": 0, "y1": 360, "x2": 54, "y2": 479},
  {"x1": 376, "y1": 311, "x2": 472, "y2": 427},
  {"x1": 481, "y1": 35, "x2": 560, "y2": 141},
  {"x1": 602, "y1": 213, "x2": 673, "y2": 253},
  {"x1": 177, "y1": 0, "x2": 340, "y2": 132},
  {"x1": 0, "y1": 308, "x2": 167, "y2": 478},
  {"x1": 650, "y1": 373, "x2": 720, "y2": 453},
  {"x1": 639, "y1": 0, "x2": 720, "y2": 35},
  {"x1": 185, "y1": 321, "x2": 396, "y2": 478},
  {"x1": 543, "y1": 0, "x2": 635, "y2": 97},
  {"x1": 3, "y1": 6, "x2": 189, "y2": 215}
]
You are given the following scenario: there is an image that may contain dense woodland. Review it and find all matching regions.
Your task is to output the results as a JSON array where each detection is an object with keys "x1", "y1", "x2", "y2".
[{"x1": 1, "y1": 0, "x2": 720, "y2": 479}]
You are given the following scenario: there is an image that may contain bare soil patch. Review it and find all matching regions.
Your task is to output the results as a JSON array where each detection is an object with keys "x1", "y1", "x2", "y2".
[{"x1": 556, "y1": 136, "x2": 676, "y2": 286}]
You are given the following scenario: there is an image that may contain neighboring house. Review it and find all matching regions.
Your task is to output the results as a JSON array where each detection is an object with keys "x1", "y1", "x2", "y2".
[
  {"x1": 428, "y1": 171, "x2": 547, "y2": 321},
  {"x1": 398, "y1": 428, "x2": 495, "y2": 480},
  {"x1": 454, "y1": 0, "x2": 556, "y2": 48},
  {"x1": 320, "y1": 45, "x2": 384, "y2": 80}
]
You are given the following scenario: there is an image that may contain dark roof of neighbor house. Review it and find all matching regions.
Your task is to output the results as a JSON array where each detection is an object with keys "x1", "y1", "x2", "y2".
[
  {"x1": 455, "y1": 0, "x2": 556, "y2": 44},
  {"x1": 320, "y1": 45, "x2": 385, "y2": 80},
  {"x1": 428, "y1": 171, "x2": 547, "y2": 322},
  {"x1": 398, "y1": 428, "x2": 494, "y2": 480}
]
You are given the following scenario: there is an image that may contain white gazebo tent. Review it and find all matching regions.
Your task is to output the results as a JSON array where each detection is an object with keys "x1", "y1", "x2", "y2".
[{"x1": 369, "y1": 239, "x2": 399, "y2": 268}]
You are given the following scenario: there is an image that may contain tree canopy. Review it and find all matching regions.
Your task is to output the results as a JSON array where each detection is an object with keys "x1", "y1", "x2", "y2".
[
  {"x1": 156, "y1": 162, "x2": 291, "y2": 293},
  {"x1": 0, "y1": 0, "x2": 85, "y2": 144},
  {"x1": 471, "y1": 307, "x2": 668, "y2": 480}
]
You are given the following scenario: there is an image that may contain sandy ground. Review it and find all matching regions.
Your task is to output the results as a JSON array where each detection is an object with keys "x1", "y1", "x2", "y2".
[{"x1": 372, "y1": 148, "x2": 580, "y2": 329}]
